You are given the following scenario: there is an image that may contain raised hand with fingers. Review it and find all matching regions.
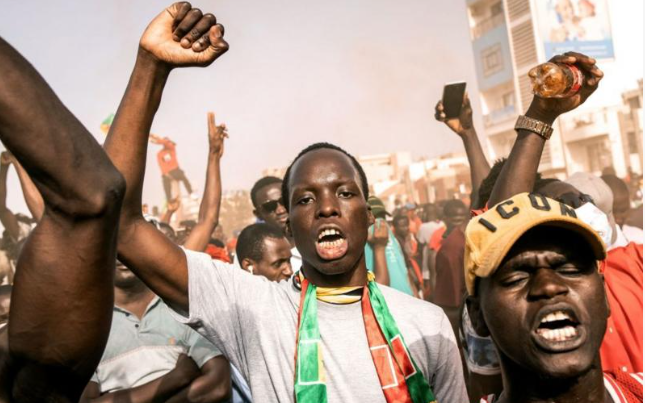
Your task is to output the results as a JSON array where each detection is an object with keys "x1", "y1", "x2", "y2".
[
  {"x1": 139, "y1": 1, "x2": 229, "y2": 68},
  {"x1": 435, "y1": 93, "x2": 474, "y2": 137},
  {"x1": 167, "y1": 197, "x2": 181, "y2": 213},
  {"x1": 368, "y1": 218, "x2": 390, "y2": 248},
  {"x1": 207, "y1": 112, "x2": 228, "y2": 158},
  {"x1": 527, "y1": 51, "x2": 603, "y2": 123}
]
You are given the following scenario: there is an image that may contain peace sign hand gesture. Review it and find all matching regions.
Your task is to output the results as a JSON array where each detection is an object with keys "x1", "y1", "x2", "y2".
[{"x1": 207, "y1": 112, "x2": 228, "y2": 158}]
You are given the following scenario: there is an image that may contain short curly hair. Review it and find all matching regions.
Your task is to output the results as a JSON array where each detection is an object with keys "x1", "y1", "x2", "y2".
[
  {"x1": 281, "y1": 143, "x2": 369, "y2": 211},
  {"x1": 250, "y1": 176, "x2": 283, "y2": 208}
]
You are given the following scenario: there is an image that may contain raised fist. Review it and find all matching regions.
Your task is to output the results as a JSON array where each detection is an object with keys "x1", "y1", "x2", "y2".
[{"x1": 139, "y1": 2, "x2": 229, "y2": 68}]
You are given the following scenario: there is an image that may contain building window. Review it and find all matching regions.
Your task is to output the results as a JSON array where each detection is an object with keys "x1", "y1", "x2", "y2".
[
  {"x1": 586, "y1": 138, "x2": 613, "y2": 174},
  {"x1": 491, "y1": 1, "x2": 503, "y2": 16},
  {"x1": 502, "y1": 92, "x2": 514, "y2": 108},
  {"x1": 482, "y1": 44, "x2": 503, "y2": 77},
  {"x1": 627, "y1": 131, "x2": 638, "y2": 154},
  {"x1": 627, "y1": 96, "x2": 641, "y2": 110}
]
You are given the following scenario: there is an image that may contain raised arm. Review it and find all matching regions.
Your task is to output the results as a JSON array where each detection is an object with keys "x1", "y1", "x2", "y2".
[
  {"x1": 435, "y1": 93, "x2": 490, "y2": 208},
  {"x1": 9, "y1": 154, "x2": 45, "y2": 221},
  {"x1": 183, "y1": 112, "x2": 226, "y2": 252},
  {"x1": 367, "y1": 218, "x2": 390, "y2": 286},
  {"x1": 149, "y1": 133, "x2": 163, "y2": 145},
  {"x1": 0, "y1": 35, "x2": 125, "y2": 401},
  {"x1": 0, "y1": 155, "x2": 19, "y2": 241},
  {"x1": 103, "y1": 2, "x2": 228, "y2": 312},
  {"x1": 488, "y1": 52, "x2": 603, "y2": 206},
  {"x1": 161, "y1": 197, "x2": 182, "y2": 224}
]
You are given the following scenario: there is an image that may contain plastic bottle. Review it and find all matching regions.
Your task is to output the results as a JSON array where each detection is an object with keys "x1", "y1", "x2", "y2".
[{"x1": 528, "y1": 62, "x2": 584, "y2": 98}]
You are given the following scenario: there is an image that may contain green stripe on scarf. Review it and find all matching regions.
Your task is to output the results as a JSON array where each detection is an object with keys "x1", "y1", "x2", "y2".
[{"x1": 294, "y1": 274, "x2": 436, "y2": 403}]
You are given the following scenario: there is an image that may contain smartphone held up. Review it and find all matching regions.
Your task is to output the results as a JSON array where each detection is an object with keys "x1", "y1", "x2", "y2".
[{"x1": 442, "y1": 81, "x2": 467, "y2": 119}]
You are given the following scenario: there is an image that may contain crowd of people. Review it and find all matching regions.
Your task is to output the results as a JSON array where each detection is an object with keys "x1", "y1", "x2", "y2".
[{"x1": 0, "y1": 2, "x2": 641, "y2": 403}]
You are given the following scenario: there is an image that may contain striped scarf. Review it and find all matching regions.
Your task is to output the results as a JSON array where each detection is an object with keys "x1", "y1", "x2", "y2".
[{"x1": 293, "y1": 271, "x2": 437, "y2": 403}]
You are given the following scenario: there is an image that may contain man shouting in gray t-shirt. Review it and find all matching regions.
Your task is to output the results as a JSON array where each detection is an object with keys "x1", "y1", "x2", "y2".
[{"x1": 103, "y1": 3, "x2": 467, "y2": 402}]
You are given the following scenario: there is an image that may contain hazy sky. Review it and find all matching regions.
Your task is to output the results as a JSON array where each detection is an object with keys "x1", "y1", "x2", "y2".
[
  {"x1": 1, "y1": 0, "x2": 642, "y2": 214},
  {"x1": 1, "y1": 0, "x2": 482, "y2": 210}
]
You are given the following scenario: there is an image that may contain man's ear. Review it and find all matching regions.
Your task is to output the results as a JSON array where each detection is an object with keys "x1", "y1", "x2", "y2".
[
  {"x1": 367, "y1": 204, "x2": 375, "y2": 226},
  {"x1": 600, "y1": 272, "x2": 611, "y2": 318},
  {"x1": 466, "y1": 295, "x2": 490, "y2": 337},
  {"x1": 253, "y1": 209, "x2": 260, "y2": 219},
  {"x1": 241, "y1": 258, "x2": 255, "y2": 274},
  {"x1": 285, "y1": 219, "x2": 293, "y2": 238}
]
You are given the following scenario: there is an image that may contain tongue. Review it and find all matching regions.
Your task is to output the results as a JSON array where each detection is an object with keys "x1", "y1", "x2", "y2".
[{"x1": 316, "y1": 238, "x2": 349, "y2": 260}]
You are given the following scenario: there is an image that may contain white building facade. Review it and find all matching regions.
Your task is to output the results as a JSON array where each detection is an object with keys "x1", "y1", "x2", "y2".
[{"x1": 465, "y1": 0, "x2": 643, "y2": 178}]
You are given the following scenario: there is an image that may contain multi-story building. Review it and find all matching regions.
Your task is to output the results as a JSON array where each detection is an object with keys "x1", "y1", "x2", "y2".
[
  {"x1": 360, "y1": 152, "x2": 472, "y2": 208},
  {"x1": 260, "y1": 150, "x2": 473, "y2": 211},
  {"x1": 465, "y1": 0, "x2": 642, "y2": 179}
]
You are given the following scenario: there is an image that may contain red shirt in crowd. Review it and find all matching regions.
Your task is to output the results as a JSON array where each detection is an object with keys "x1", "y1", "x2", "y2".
[
  {"x1": 433, "y1": 227, "x2": 466, "y2": 308},
  {"x1": 205, "y1": 244, "x2": 231, "y2": 263},
  {"x1": 407, "y1": 211, "x2": 423, "y2": 236},
  {"x1": 156, "y1": 138, "x2": 179, "y2": 175},
  {"x1": 599, "y1": 242, "x2": 643, "y2": 373},
  {"x1": 428, "y1": 226, "x2": 446, "y2": 252}
]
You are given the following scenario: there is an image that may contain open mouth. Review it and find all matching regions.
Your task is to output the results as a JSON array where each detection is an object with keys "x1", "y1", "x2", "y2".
[
  {"x1": 315, "y1": 227, "x2": 348, "y2": 260},
  {"x1": 536, "y1": 310, "x2": 580, "y2": 342},
  {"x1": 532, "y1": 307, "x2": 585, "y2": 352}
]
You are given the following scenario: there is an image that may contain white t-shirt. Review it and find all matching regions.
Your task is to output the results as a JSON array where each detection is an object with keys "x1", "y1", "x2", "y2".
[
  {"x1": 170, "y1": 248, "x2": 467, "y2": 403},
  {"x1": 290, "y1": 246, "x2": 302, "y2": 272},
  {"x1": 417, "y1": 221, "x2": 444, "y2": 245}
]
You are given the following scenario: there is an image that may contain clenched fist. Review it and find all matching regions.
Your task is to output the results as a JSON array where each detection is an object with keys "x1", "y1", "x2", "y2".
[{"x1": 139, "y1": 2, "x2": 229, "y2": 68}]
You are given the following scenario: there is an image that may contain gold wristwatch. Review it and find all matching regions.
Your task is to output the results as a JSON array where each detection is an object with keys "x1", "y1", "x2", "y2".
[{"x1": 514, "y1": 115, "x2": 554, "y2": 140}]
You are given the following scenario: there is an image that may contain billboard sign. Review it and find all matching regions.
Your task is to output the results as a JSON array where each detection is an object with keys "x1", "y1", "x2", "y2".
[{"x1": 535, "y1": 0, "x2": 614, "y2": 60}]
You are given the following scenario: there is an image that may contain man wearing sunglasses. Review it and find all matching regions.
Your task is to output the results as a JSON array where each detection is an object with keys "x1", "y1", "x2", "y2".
[{"x1": 250, "y1": 176, "x2": 302, "y2": 271}]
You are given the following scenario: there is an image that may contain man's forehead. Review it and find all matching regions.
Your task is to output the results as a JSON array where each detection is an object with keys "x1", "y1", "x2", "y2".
[
  {"x1": 498, "y1": 231, "x2": 581, "y2": 273},
  {"x1": 501, "y1": 248, "x2": 567, "y2": 269},
  {"x1": 258, "y1": 184, "x2": 282, "y2": 200},
  {"x1": 264, "y1": 237, "x2": 292, "y2": 256},
  {"x1": 289, "y1": 149, "x2": 360, "y2": 189}
]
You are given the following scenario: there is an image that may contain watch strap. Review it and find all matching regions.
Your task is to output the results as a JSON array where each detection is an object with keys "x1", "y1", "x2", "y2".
[{"x1": 514, "y1": 115, "x2": 554, "y2": 140}]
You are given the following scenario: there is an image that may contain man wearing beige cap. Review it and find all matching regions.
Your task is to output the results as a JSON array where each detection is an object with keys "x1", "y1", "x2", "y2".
[{"x1": 464, "y1": 193, "x2": 642, "y2": 403}]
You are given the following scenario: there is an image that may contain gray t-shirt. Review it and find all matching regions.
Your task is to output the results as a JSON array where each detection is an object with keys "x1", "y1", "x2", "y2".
[{"x1": 170, "y1": 248, "x2": 467, "y2": 403}]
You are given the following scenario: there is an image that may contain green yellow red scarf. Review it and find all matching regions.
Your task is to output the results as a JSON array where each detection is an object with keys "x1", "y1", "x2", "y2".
[{"x1": 294, "y1": 271, "x2": 437, "y2": 403}]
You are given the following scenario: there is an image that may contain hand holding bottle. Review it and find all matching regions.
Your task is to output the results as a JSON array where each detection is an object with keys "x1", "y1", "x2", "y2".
[{"x1": 526, "y1": 52, "x2": 603, "y2": 124}]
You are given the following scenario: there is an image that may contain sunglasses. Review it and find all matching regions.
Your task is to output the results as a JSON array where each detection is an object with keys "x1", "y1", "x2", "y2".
[{"x1": 261, "y1": 198, "x2": 284, "y2": 213}]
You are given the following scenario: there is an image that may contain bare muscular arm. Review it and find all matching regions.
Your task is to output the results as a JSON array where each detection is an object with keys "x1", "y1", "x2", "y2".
[
  {"x1": 0, "y1": 35, "x2": 125, "y2": 402},
  {"x1": 103, "y1": 2, "x2": 228, "y2": 313}
]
